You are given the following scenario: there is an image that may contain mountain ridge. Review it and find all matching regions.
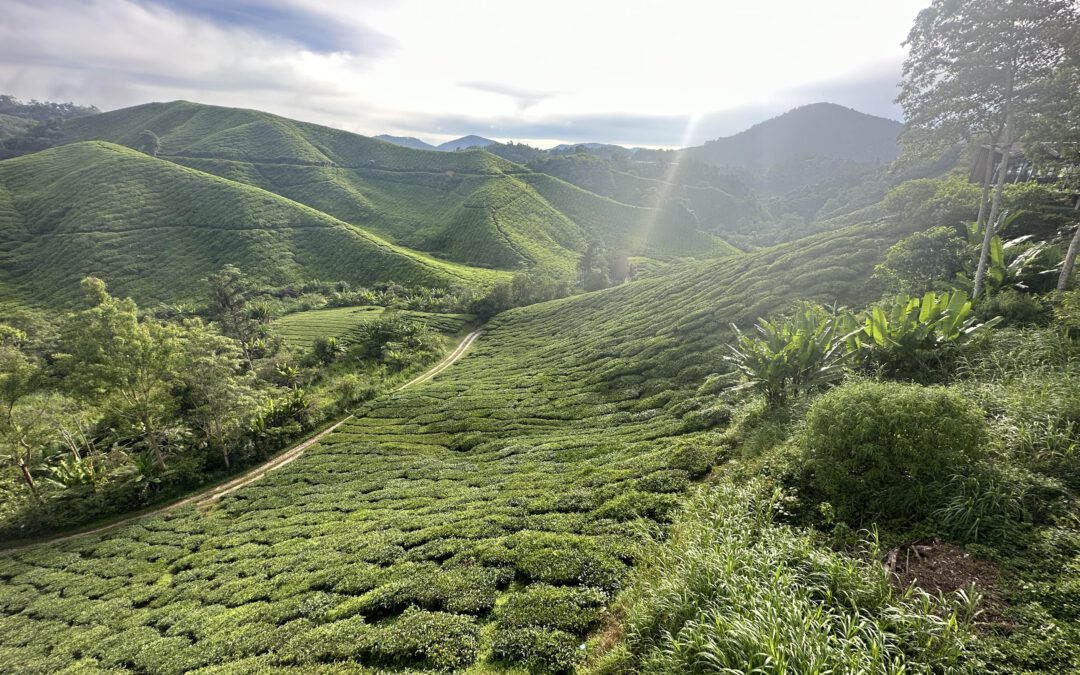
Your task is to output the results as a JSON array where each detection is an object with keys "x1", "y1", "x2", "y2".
[{"x1": 683, "y1": 102, "x2": 902, "y2": 167}]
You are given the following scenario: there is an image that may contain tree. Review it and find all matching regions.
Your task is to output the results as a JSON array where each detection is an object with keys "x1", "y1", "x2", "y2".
[
  {"x1": 180, "y1": 322, "x2": 260, "y2": 469},
  {"x1": 0, "y1": 338, "x2": 50, "y2": 498},
  {"x1": 138, "y1": 129, "x2": 161, "y2": 157},
  {"x1": 577, "y1": 240, "x2": 617, "y2": 291},
  {"x1": 1023, "y1": 46, "x2": 1080, "y2": 289},
  {"x1": 874, "y1": 226, "x2": 970, "y2": 294},
  {"x1": 898, "y1": 0, "x2": 1077, "y2": 297},
  {"x1": 60, "y1": 278, "x2": 185, "y2": 470},
  {"x1": 207, "y1": 265, "x2": 272, "y2": 369}
]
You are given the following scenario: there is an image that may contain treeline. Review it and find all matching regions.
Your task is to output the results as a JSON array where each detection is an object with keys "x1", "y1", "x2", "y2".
[
  {"x1": 0, "y1": 268, "x2": 444, "y2": 538},
  {"x1": 0, "y1": 94, "x2": 99, "y2": 159}
]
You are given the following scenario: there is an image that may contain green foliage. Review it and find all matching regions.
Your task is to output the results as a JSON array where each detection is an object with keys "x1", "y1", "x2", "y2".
[
  {"x1": 974, "y1": 288, "x2": 1049, "y2": 327},
  {"x1": 931, "y1": 471, "x2": 1028, "y2": 544},
  {"x1": 272, "y1": 305, "x2": 472, "y2": 353},
  {"x1": 726, "y1": 304, "x2": 850, "y2": 407},
  {"x1": 347, "y1": 316, "x2": 440, "y2": 369},
  {"x1": 602, "y1": 483, "x2": 973, "y2": 674},
  {"x1": 469, "y1": 269, "x2": 573, "y2": 320},
  {"x1": 874, "y1": 225, "x2": 970, "y2": 294},
  {"x1": 853, "y1": 290, "x2": 1000, "y2": 380},
  {"x1": 0, "y1": 219, "x2": 926, "y2": 671},
  {"x1": 882, "y1": 176, "x2": 981, "y2": 229},
  {"x1": 803, "y1": 381, "x2": 986, "y2": 523}
]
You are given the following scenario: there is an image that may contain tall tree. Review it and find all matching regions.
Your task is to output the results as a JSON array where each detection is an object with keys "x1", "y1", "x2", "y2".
[
  {"x1": 60, "y1": 278, "x2": 184, "y2": 470},
  {"x1": 1023, "y1": 33, "x2": 1080, "y2": 289},
  {"x1": 206, "y1": 265, "x2": 271, "y2": 369},
  {"x1": 0, "y1": 335, "x2": 50, "y2": 498},
  {"x1": 898, "y1": 0, "x2": 1077, "y2": 297},
  {"x1": 179, "y1": 321, "x2": 260, "y2": 469},
  {"x1": 138, "y1": 129, "x2": 161, "y2": 157}
]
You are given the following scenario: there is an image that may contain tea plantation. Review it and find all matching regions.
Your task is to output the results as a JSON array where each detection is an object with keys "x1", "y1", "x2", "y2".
[
  {"x1": 0, "y1": 142, "x2": 506, "y2": 307},
  {"x1": 274, "y1": 307, "x2": 475, "y2": 352},
  {"x1": 55, "y1": 101, "x2": 737, "y2": 277},
  {"x1": 0, "y1": 219, "x2": 911, "y2": 673}
]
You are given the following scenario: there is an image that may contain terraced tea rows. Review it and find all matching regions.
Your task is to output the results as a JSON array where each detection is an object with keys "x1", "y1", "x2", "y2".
[
  {"x1": 0, "y1": 142, "x2": 506, "y2": 307},
  {"x1": 0, "y1": 220, "x2": 912, "y2": 672},
  {"x1": 53, "y1": 100, "x2": 738, "y2": 278},
  {"x1": 274, "y1": 306, "x2": 474, "y2": 352}
]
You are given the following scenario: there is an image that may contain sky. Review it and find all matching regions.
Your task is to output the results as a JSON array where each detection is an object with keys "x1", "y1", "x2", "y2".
[{"x1": 0, "y1": 0, "x2": 929, "y2": 148}]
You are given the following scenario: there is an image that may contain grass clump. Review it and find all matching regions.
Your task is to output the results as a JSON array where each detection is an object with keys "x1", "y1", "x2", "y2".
[{"x1": 594, "y1": 482, "x2": 973, "y2": 675}]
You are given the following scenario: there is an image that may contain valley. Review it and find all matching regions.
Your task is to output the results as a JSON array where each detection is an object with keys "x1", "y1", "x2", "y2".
[{"x1": 1, "y1": 2, "x2": 1080, "y2": 669}]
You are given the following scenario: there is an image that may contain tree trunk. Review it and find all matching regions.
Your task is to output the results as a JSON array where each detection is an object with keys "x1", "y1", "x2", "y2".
[
  {"x1": 974, "y1": 120, "x2": 1014, "y2": 299},
  {"x1": 1058, "y1": 200, "x2": 1080, "y2": 291},
  {"x1": 221, "y1": 445, "x2": 231, "y2": 469},
  {"x1": 974, "y1": 131, "x2": 999, "y2": 235},
  {"x1": 18, "y1": 461, "x2": 39, "y2": 500}
]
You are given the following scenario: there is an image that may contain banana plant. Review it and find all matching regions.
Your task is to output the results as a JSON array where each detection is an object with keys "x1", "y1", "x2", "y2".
[
  {"x1": 957, "y1": 213, "x2": 1035, "y2": 293},
  {"x1": 850, "y1": 290, "x2": 1001, "y2": 378},
  {"x1": 725, "y1": 304, "x2": 853, "y2": 408}
]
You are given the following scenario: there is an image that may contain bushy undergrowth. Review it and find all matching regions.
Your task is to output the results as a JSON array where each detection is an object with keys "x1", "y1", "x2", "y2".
[
  {"x1": 803, "y1": 380, "x2": 986, "y2": 523},
  {"x1": 592, "y1": 483, "x2": 973, "y2": 674}
]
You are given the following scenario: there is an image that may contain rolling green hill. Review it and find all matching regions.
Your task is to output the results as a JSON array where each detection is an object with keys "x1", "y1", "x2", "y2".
[
  {"x1": 0, "y1": 142, "x2": 506, "y2": 307},
  {"x1": 54, "y1": 101, "x2": 736, "y2": 274},
  {"x1": 0, "y1": 218, "x2": 913, "y2": 672}
]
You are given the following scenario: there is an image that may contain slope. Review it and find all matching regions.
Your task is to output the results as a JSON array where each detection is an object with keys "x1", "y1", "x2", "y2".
[
  {"x1": 374, "y1": 135, "x2": 438, "y2": 151},
  {"x1": 684, "y1": 102, "x2": 902, "y2": 168},
  {"x1": 0, "y1": 217, "x2": 915, "y2": 672},
  {"x1": 0, "y1": 142, "x2": 505, "y2": 308},
  {"x1": 437, "y1": 135, "x2": 495, "y2": 151},
  {"x1": 56, "y1": 101, "x2": 734, "y2": 272}
]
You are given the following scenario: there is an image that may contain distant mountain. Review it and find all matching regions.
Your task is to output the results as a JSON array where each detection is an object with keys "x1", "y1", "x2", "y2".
[
  {"x1": 437, "y1": 135, "x2": 495, "y2": 151},
  {"x1": 375, "y1": 133, "x2": 496, "y2": 152},
  {"x1": 550, "y1": 142, "x2": 625, "y2": 152},
  {"x1": 684, "y1": 102, "x2": 901, "y2": 167},
  {"x1": 376, "y1": 134, "x2": 437, "y2": 151}
]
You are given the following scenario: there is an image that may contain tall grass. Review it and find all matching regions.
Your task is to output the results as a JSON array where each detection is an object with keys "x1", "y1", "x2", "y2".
[{"x1": 597, "y1": 483, "x2": 973, "y2": 674}]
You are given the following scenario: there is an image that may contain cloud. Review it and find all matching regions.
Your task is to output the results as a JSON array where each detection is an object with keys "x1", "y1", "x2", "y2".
[
  {"x1": 458, "y1": 81, "x2": 559, "y2": 111},
  {"x1": 0, "y1": 0, "x2": 389, "y2": 115},
  {"x1": 152, "y1": 0, "x2": 393, "y2": 54},
  {"x1": 785, "y1": 60, "x2": 904, "y2": 121},
  {"x1": 0, "y1": 0, "x2": 919, "y2": 148}
]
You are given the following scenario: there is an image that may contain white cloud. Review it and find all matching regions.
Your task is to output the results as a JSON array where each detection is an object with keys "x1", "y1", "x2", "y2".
[{"x1": 0, "y1": 0, "x2": 927, "y2": 147}]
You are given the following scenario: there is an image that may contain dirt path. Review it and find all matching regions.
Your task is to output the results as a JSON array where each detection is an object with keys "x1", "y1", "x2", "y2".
[{"x1": 0, "y1": 329, "x2": 481, "y2": 555}]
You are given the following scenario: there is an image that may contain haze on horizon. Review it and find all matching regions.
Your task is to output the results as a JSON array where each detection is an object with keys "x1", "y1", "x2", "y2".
[{"x1": 0, "y1": 0, "x2": 928, "y2": 148}]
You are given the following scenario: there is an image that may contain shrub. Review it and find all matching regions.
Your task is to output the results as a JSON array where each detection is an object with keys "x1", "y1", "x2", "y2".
[
  {"x1": 803, "y1": 381, "x2": 986, "y2": 523},
  {"x1": 666, "y1": 444, "x2": 717, "y2": 477},
  {"x1": 494, "y1": 584, "x2": 607, "y2": 633},
  {"x1": 492, "y1": 627, "x2": 583, "y2": 674},
  {"x1": 370, "y1": 607, "x2": 480, "y2": 671},
  {"x1": 974, "y1": 289, "x2": 1049, "y2": 327},
  {"x1": 873, "y1": 225, "x2": 970, "y2": 294}
]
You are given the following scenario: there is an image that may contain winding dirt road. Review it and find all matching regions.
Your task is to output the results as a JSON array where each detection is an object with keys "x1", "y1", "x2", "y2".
[{"x1": 0, "y1": 329, "x2": 481, "y2": 555}]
